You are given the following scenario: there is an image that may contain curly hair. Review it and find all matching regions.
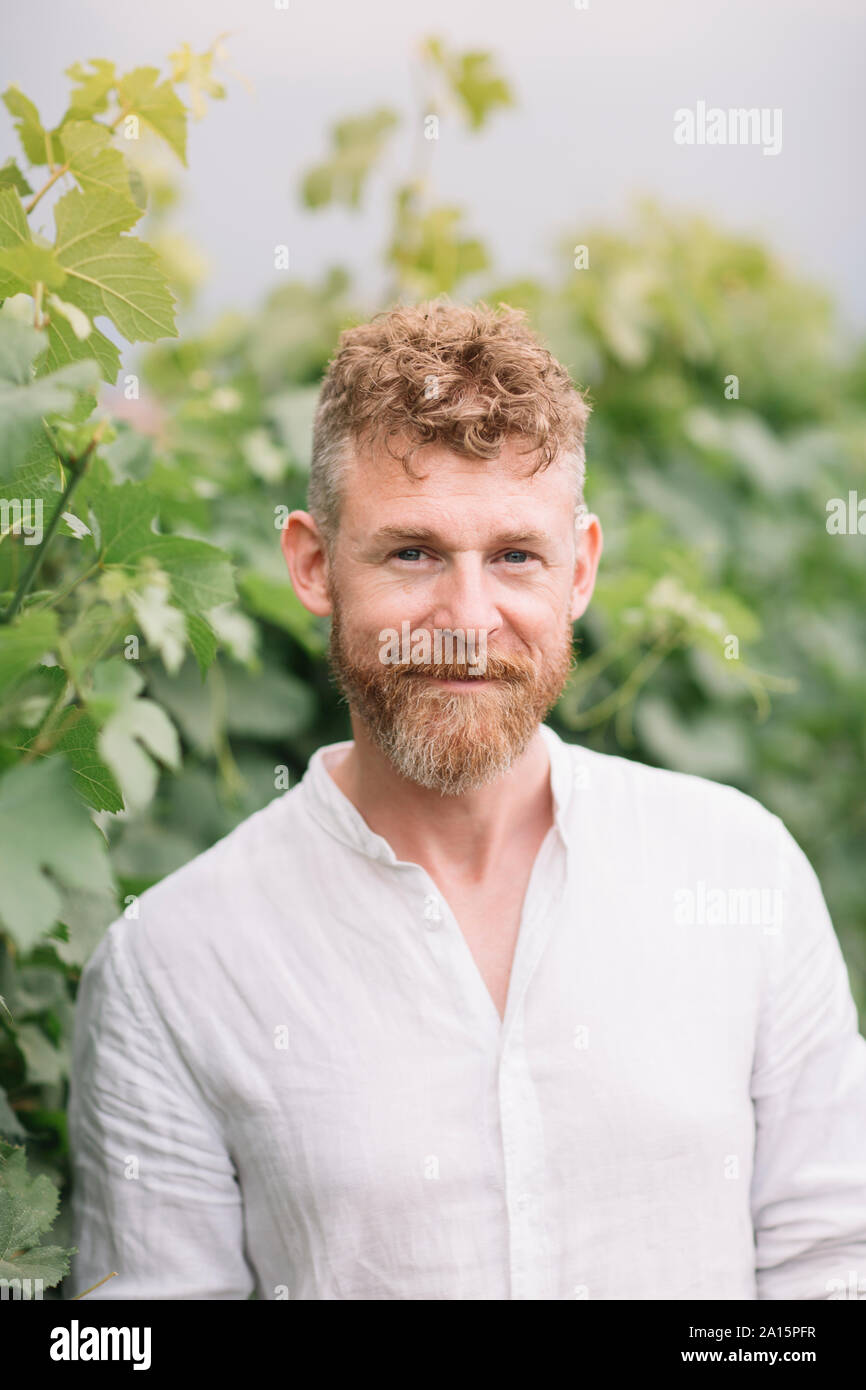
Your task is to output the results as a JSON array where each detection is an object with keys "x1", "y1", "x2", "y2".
[{"x1": 308, "y1": 297, "x2": 591, "y2": 552}]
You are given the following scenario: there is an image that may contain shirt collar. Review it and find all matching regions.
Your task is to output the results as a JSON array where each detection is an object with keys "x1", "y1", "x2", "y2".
[{"x1": 300, "y1": 721, "x2": 576, "y2": 865}]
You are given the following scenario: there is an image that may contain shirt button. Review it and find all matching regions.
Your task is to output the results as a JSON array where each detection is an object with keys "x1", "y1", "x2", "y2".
[
  {"x1": 423, "y1": 893, "x2": 442, "y2": 928},
  {"x1": 514, "y1": 1192, "x2": 532, "y2": 1211}
]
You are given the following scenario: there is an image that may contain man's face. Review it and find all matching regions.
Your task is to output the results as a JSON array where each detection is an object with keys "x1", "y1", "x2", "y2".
[{"x1": 322, "y1": 436, "x2": 599, "y2": 795}]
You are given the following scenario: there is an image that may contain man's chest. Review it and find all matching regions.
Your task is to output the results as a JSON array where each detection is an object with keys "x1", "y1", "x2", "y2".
[
  {"x1": 206, "y1": 885, "x2": 760, "y2": 1298},
  {"x1": 190, "y1": 849, "x2": 763, "y2": 1182},
  {"x1": 432, "y1": 879, "x2": 526, "y2": 1022}
]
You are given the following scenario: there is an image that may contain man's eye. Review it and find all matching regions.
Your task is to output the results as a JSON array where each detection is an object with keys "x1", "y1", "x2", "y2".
[
  {"x1": 395, "y1": 548, "x2": 424, "y2": 561},
  {"x1": 502, "y1": 550, "x2": 530, "y2": 563}
]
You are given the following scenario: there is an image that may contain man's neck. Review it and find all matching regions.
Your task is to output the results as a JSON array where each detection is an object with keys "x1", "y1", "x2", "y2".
[{"x1": 325, "y1": 720, "x2": 554, "y2": 888}]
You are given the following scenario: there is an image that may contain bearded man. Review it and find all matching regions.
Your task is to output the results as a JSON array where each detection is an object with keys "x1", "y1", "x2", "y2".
[{"x1": 69, "y1": 300, "x2": 866, "y2": 1301}]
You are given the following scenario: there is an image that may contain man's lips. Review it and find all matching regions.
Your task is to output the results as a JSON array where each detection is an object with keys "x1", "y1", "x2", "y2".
[{"x1": 422, "y1": 674, "x2": 492, "y2": 689}]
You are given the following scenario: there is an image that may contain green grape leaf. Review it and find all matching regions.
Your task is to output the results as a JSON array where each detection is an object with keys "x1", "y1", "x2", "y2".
[
  {"x1": 450, "y1": 51, "x2": 514, "y2": 130},
  {"x1": 421, "y1": 42, "x2": 513, "y2": 130},
  {"x1": 144, "y1": 659, "x2": 219, "y2": 757},
  {"x1": 1, "y1": 86, "x2": 61, "y2": 166},
  {"x1": 89, "y1": 659, "x2": 180, "y2": 811},
  {"x1": 0, "y1": 315, "x2": 99, "y2": 473},
  {"x1": 0, "y1": 241, "x2": 67, "y2": 292},
  {"x1": 300, "y1": 164, "x2": 332, "y2": 210},
  {"x1": 386, "y1": 196, "x2": 489, "y2": 296},
  {"x1": 91, "y1": 477, "x2": 158, "y2": 561},
  {"x1": 129, "y1": 576, "x2": 188, "y2": 672},
  {"x1": 0, "y1": 310, "x2": 42, "y2": 378},
  {"x1": 117, "y1": 66, "x2": 188, "y2": 164},
  {"x1": 0, "y1": 1143, "x2": 59, "y2": 1241},
  {"x1": 0, "y1": 157, "x2": 33, "y2": 196},
  {"x1": 0, "y1": 1141, "x2": 73, "y2": 1290},
  {"x1": 0, "y1": 184, "x2": 31, "y2": 297},
  {"x1": 0, "y1": 757, "x2": 114, "y2": 951},
  {"x1": 0, "y1": 1241, "x2": 73, "y2": 1287},
  {"x1": 185, "y1": 611, "x2": 218, "y2": 677},
  {"x1": 0, "y1": 611, "x2": 59, "y2": 700},
  {"x1": 91, "y1": 482, "x2": 235, "y2": 614},
  {"x1": 239, "y1": 571, "x2": 327, "y2": 655},
  {"x1": 53, "y1": 188, "x2": 176, "y2": 343},
  {"x1": 0, "y1": 433, "x2": 63, "y2": 507},
  {"x1": 42, "y1": 307, "x2": 121, "y2": 385},
  {"x1": 63, "y1": 58, "x2": 117, "y2": 120},
  {"x1": 58, "y1": 120, "x2": 140, "y2": 213},
  {"x1": 141, "y1": 537, "x2": 236, "y2": 614},
  {"x1": 54, "y1": 708, "x2": 125, "y2": 813},
  {"x1": 168, "y1": 40, "x2": 227, "y2": 120},
  {"x1": 301, "y1": 107, "x2": 399, "y2": 210}
]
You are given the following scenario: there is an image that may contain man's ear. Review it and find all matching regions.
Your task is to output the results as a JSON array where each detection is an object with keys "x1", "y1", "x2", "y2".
[
  {"x1": 280, "y1": 510, "x2": 333, "y2": 617},
  {"x1": 570, "y1": 514, "x2": 603, "y2": 622}
]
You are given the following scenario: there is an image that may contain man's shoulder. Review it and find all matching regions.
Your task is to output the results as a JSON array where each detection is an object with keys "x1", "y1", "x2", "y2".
[
  {"x1": 552, "y1": 731, "x2": 783, "y2": 844},
  {"x1": 147, "y1": 777, "x2": 311, "y2": 899},
  {"x1": 88, "y1": 777, "x2": 315, "y2": 982}
]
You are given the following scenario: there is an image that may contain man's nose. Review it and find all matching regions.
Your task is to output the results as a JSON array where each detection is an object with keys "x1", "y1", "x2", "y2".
[{"x1": 426, "y1": 556, "x2": 500, "y2": 636}]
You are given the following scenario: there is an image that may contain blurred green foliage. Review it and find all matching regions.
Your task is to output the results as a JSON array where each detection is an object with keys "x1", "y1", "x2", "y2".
[
  {"x1": 0, "y1": 35, "x2": 864, "y2": 1295},
  {"x1": 138, "y1": 207, "x2": 866, "y2": 1001}
]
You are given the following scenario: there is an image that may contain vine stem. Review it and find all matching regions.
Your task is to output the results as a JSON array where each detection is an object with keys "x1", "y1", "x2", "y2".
[
  {"x1": 19, "y1": 704, "x2": 80, "y2": 766},
  {"x1": 24, "y1": 162, "x2": 70, "y2": 215},
  {"x1": 564, "y1": 631, "x2": 681, "y2": 731},
  {"x1": 23, "y1": 108, "x2": 129, "y2": 214},
  {"x1": 33, "y1": 560, "x2": 100, "y2": 612},
  {"x1": 73, "y1": 1271, "x2": 118, "y2": 1299},
  {"x1": 0, "y1": 422, "x2": 106, "y2": 626}
]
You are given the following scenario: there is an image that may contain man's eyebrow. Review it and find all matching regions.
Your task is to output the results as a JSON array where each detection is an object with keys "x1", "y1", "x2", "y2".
[{"x1": 371, "y1": 524, "x2": 555, "y2": 548}]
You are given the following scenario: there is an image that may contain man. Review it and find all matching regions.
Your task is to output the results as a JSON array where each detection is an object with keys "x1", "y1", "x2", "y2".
[{"x1": 68, "y1": 300, "x2": 866, "y2": 1300}]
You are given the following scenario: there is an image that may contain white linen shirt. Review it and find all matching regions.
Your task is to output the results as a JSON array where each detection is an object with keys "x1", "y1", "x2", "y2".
[{"x1": 68, "y1": 723, "x2": 866, "y2": 1300}]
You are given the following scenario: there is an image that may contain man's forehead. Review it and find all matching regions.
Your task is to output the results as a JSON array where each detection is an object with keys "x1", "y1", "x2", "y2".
[
  {"x1": 344, "y1": 437, "x2": 572, "y2": 502},
  {"x1": 338, "y1": 447, "x2": 575, "y2": 551}
]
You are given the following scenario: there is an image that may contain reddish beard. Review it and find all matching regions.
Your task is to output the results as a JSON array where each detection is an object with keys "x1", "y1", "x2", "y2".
[{"x1": 327, "y1": 603, "x2": 576, "y2": 795}]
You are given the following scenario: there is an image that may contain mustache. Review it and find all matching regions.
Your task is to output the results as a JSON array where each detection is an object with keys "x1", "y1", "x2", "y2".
[{"x1": 377, "y1": 654, "x2": 539, "y2": 684}]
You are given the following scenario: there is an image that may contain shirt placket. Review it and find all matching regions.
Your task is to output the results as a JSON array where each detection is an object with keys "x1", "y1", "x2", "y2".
[
  {"x1": 407, "y1": 867, "x2": 502, "y2": 1040},
  {"x1": 409, "y1": 830, "x2": 570, "y2": 1299},
  {"x1": 498, "y1": 832, "x2": 569, "y2": 1299},
  {"x1": 500, "y1": 1009, "x2": 553, "y2": 1298}
]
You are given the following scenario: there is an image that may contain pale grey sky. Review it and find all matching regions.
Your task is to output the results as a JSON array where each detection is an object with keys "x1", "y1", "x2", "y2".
[{"x1": 3, "y1": 0, "x2": 864, "y2": 338}]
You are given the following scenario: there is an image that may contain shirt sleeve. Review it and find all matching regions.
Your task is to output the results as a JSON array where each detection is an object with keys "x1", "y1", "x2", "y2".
[
  {"x1": 67, "y1": 918, "x2": 255, "y2": 1300},
  {"x1": 750, "y1": 817, "x2": 866, "y2": 1300}
]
